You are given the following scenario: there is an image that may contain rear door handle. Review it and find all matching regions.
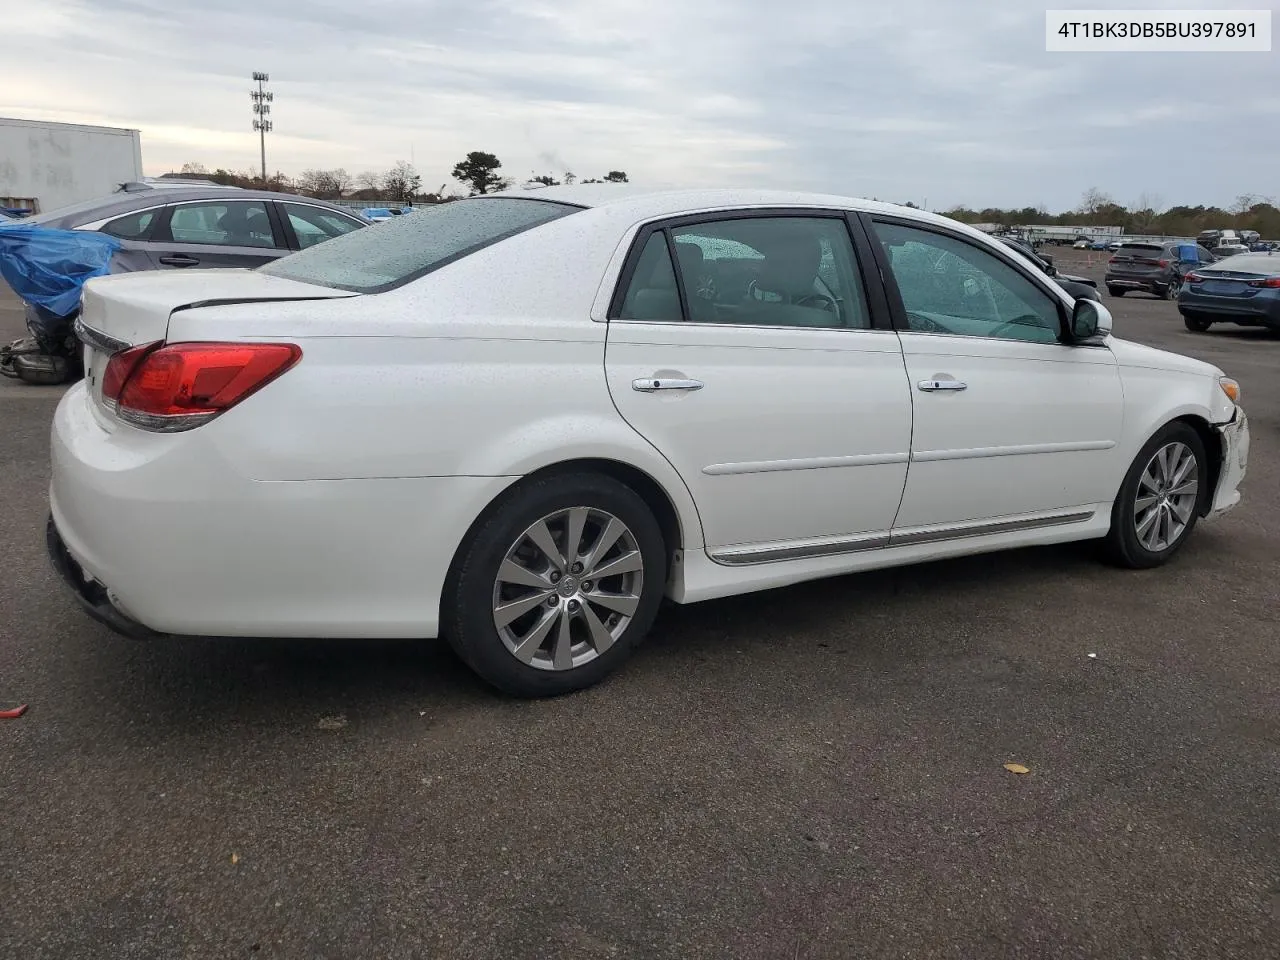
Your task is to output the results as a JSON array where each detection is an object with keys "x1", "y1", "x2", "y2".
[
  {"x1": 632, "y1": 377, "x2": 705, "y2": 392},
  {"x1": 917, "y1": 379, "x2": 967, "y2": 392},
  {"x1": 158, "y1": 255, "x2": 200, "y2": 267}
]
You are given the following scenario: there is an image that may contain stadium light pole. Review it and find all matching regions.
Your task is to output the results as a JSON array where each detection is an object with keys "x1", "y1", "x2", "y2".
[{"x1": 250, "y1": 72, "x2": 274, "y2": 185}]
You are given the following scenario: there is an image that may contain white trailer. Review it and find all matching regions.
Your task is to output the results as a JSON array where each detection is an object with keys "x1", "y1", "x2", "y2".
[{"x1": 0, "y1": 117, "x2": 144, "y2": 215}]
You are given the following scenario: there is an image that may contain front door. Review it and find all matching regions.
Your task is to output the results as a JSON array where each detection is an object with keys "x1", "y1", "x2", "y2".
[
  {"x1": 867, "y1": 217, "x2": 1124, "y2": 532},
  {"x1": 604, "y1": 212, "x2": 914, "y2": 560}
]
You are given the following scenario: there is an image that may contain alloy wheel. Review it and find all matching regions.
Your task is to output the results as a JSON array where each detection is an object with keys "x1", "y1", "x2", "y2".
[
  {"x1": 1134, "y1": 441, "x2": 1198, "y2": 552},
  {"x1": 491, "y1": 506, "x2": 645, "y2": 671}
]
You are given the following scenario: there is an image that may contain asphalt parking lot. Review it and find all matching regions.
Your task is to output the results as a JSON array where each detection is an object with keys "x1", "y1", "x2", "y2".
[{"x1": 1, "y1": 253, "x2": 1277, "y2": 960}]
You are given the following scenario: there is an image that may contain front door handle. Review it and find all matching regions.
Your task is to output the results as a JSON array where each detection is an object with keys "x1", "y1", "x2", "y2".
[
  {"x1": 917, "y1": 379, "x2": 967, "y2": 392},
  {"x1": 633, "y1": 377, "x2": 705, "y2": 393},
  {"x1": 158, "y1": 254, "x2": 200, "y2": 267}
]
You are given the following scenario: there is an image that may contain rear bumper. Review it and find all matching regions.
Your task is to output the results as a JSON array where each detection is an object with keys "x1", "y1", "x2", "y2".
[
  {"x1": 49, "y1": 382, "x2": 515, "y2": 639},
  {"x1": 1177, "y1": 292, "x2": 1280, "y2": 327},
  {"x1": 1105, "y1": 274, "x2": 1169, "y2": 293},
  {"x1": 47, "y1": 516, "x2": 165, "y2": 640}
]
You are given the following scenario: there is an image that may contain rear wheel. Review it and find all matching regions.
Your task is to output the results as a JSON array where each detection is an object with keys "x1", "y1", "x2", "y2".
[
  {"x1": 1182, "y1": 314, "x2": 1212, "y2": 332},
  {"x1": 1104, "y1": 423, "x2": 1207, "y2": 569},
  {"x1": 1107, "y1": 286, "x2": 1125, "y2": 298},
  {"x1": 1161, "y1": 279, "x2": 1180, "y2": 300},
  {"x1": 442, "y1": 472, "x2": 667, "y2": 697}
]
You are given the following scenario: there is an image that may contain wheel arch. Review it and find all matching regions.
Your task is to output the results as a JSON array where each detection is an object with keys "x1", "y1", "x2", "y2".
[
  {"x1": 1170, "y1": 414, "x2": 1224, "y2": 517},
  {"x1": 439, "y1": 457, "x2": 696, "y2": 626}
]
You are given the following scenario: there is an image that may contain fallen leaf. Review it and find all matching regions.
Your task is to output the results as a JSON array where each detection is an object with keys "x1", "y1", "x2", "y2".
[
  {"x1": 317, "y1": 715, "x2": 348, "y2": 730},
  {"x1": 1004, "y1": 763, "x2": 1031, "y2": 775},
  {"x1": 231, "y1": 852, "x2": 241, "y2": 865}
]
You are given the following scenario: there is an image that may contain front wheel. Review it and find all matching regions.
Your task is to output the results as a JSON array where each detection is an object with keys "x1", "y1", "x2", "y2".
[
  {"x1": 1104, "y1": 423, "x2": 1207, "y2": 569},
  {"x1": 442, "y1": 472, "x2": 668, "y2": 697}
]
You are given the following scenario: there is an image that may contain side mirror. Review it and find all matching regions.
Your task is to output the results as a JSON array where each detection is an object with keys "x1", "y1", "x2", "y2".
[{"x1": 1069, "y1": 298, "x2": 1113, "y2": 343}]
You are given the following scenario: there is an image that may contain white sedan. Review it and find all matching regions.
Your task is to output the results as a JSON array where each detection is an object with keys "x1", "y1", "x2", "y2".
[{"x1": 48, "y1": 187, "x2": 1250, "y2": 696}]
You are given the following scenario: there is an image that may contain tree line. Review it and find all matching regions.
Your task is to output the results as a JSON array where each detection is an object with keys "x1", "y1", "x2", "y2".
[
  {"x1": 936, "y1": 187, "x2": 1280, "y2": 239},
  {"x1": 172, "y1": 153, "x2": 629, "y2": 205}
]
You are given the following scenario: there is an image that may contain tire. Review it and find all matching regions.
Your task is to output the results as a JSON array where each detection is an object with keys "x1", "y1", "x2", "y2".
[
  {"x1": 1160, "y1": 280, "x2": 1179, "y2": 301},
  {"x1": 1107, "y1": 286, "x2": 1125, "y2": 298},
  {"x1": 1104, "y1": 422, "x2": 1208, "y2": 569},
  {"x1": 1183, "y1": 314, "x2": 1212, "y2": 333},
  {"x1": 442, "y1": 472, "x2": 668, "y2": 697}
]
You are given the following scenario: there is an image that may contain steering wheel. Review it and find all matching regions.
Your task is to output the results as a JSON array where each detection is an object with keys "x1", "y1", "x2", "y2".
[
  {"x1": 984, "y1": 314, "x2": 1049, "y2": 340},
  {"x1": 795, "y1": 293, "x2": 839, "y2": 314},
  {"x1": 905, "y1": 311, "x2": 949, "y2": 334}
]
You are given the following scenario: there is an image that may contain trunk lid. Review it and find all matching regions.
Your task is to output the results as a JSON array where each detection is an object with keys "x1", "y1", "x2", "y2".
[{"x1": 76, "y1": 269, "x2": 356, "y2": 411}]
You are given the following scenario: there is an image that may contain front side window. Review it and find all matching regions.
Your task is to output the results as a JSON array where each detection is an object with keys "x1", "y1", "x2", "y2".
[
  {"x1": 101, "y1": 209, "x2": 157, "y2": 240},
  {"x1": 281, "y1": 202, "x2": 365, "y2": 250},
  {"x1": 167, "y1": 201, "x2": 276, "y2": 248},
  {"x1": 615, "y1": 216, "x2": 870, "y2": 329},
  {"x1": 873, "y1": 222, "x2": 1061, "y2": 343},
  {"x1": 260, "y1": 197, "x2": 580, "y2": 293}
]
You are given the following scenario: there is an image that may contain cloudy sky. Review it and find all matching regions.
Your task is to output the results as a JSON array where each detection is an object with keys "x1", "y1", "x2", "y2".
[{"x1": 2, "y1": 0, "x2": 1276, "y2": 211}]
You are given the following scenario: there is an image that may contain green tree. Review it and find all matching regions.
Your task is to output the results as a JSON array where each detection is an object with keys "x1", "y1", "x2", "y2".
[
  {"x1": 531, "y1": 174, "x2": 560, "y2": 186},
  {"x1": 452, "y1": 152, "x2": 506, "y2": 195}
]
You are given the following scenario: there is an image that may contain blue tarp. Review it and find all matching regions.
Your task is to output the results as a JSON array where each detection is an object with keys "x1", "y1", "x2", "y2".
[{"x1": 0, "y1": 224, "x2": 121, "y2": 317}]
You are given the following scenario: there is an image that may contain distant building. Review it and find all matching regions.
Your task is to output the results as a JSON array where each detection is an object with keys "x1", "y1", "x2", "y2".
[{"x1": 0, "y1": 117, "x2": 144, "y2": 214}]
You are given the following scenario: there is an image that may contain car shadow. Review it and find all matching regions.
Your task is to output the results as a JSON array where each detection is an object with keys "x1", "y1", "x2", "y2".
[{"x1": 61, "y1": 538, "x2": 1115, "y2": 734}]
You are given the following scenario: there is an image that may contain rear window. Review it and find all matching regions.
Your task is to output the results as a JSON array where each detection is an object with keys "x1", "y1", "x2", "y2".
[
  {"x1": 1116, "y1": 244, "x2": 1163, "y2": 256},
  {"x1": 260, "y1": 197, "x2": 580, "y2": 293}
]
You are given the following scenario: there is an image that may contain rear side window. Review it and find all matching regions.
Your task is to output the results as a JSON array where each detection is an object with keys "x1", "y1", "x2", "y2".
[
  {"x1": 281, "y1": 202, "x2": 365, "y2": 250},
  {"x1": 101, "y1": 209, "x2": 158, "y2": 240},
  {"x1": 260, "y1": 198, "x2": 580, "y2": 293}
]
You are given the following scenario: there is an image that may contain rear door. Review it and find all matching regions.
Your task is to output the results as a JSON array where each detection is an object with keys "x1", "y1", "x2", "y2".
[
  {"x1": 603, "y1": 210, "x2": 914, "y2": 560},
  {"x1": 144, "y1": 199, "x2": 288, "y2": 270}
]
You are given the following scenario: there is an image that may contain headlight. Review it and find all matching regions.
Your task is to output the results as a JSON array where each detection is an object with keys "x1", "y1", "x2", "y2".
[{"x1": 1219, "y1": 377, "x2": 1241, "y2": 404}]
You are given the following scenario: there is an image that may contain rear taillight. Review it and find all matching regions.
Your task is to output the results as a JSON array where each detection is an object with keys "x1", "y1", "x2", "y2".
[
  {"x1": 111, "y1": 342, "x2": 301, "y2": 431},
  {"x1": 1247, "y1": 277, "x2": 1280, "y2": 288},
  {"x1": 1157, "y1": 259, "x2": 1170, "y2": 268},
  {"x1": 1183, "y1": 273, "x2": 1203, "y2": 284},
  {"x1": 101, "y1": 342, "x2": 159, "y2": 401},
  {"x1": 1107, "y1": 256, "x2": 1117, "y2": 264}
]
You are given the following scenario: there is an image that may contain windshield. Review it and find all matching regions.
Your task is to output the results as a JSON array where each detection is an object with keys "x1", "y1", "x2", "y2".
[{"x1": 260, "y1": 197, "x2": 581, "y2": 293}]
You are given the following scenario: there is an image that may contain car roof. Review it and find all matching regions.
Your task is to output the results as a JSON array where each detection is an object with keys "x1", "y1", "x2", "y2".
[
  {"x1": 500, "y1": 183, "x2": 962, "y2": 229},
  {"x1": 25, "y1": 187, "x2": 363, "y2": 228}
]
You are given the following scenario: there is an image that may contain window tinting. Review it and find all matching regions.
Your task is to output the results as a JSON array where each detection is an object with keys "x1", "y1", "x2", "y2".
[
  {"x1": 101, "y1": 209, "x2": 157, "y2": 240},
  {"x1": 168, "y1": 201, "x2": 276, "y2": 248},
  {"x1": 260, "y1": 198, "x2": 580, "y2": 293},
  {"x1": 618, "y1": 234, "x2": 681, "y2": 321},
  {"x1": 616, "y1": 217, "x2": 869, "y2": 329},
  {"x1": 875, "y1": 222, "x2": 1061, "y2": 343},
  {"x1": 282, "y1": 202, "x2": 365, "y2": 250}
]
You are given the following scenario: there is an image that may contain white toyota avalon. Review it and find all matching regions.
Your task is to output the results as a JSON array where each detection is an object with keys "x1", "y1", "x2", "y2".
[{"x1": 48, "y1": 186, "x2": 1250, "y2": 696}]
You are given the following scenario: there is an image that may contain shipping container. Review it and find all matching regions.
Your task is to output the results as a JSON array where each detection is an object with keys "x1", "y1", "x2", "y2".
[{"x1": 0, "y1": 117, "x2": 144, "y2": 214}]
